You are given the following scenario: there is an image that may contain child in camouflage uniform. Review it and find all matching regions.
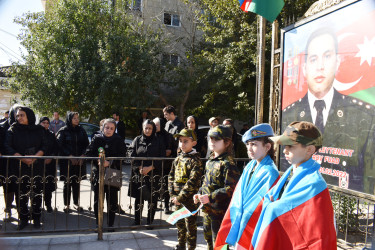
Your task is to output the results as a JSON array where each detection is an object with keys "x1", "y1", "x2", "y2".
[
  {"x1": 169, "y1": 128, "x2": 203, "y2": 250},
  {"x1": 194, "y1": 125, "x2": 241, "y2": 250}
]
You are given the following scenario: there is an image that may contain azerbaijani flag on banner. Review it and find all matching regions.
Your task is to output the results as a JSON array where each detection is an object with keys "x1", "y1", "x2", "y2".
[
  {"x1": 166, "y1": 203, "x2": 203, "y2": 225},
  {"x1": 239, "y1": 0, "x2": 285, "y2": 22},
  {"x1": 251, "y1": 159, "x2": 337, "y2": 249},
  {"x1": 214, "y1": 155, "x2": 279, "y2": 250}
]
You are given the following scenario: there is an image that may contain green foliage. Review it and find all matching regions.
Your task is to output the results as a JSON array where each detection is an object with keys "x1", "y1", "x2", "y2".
[
  {"x1": 11, "y1": 0, "x2": 164, "y2": 122},
  {"x1": 331, "y1": 193, "x2": 362, "y2": 233}
]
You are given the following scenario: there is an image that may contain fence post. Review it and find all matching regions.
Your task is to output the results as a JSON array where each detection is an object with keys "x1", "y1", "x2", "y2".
[{"x1": 98, "y1": 149, "x2": 105, "y2": 240}]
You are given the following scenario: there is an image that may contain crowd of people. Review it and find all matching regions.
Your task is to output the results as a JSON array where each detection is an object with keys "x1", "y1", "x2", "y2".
[{"x1": 0, "y1": 103, "x2": 337, "y2": 250}]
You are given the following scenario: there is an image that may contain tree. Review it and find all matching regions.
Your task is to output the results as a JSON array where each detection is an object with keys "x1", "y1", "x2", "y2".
[
  {"x1": 188, "y1": 0, "x2": 319, "y2": 123},
  {"x1": 11, "y1": 0, "x2": 164, "y2": 121}
]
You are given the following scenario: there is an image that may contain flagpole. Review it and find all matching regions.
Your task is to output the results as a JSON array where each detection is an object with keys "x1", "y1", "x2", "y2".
[{"x1": 255, "y1": 16, "x2": 266, "y2": 124}]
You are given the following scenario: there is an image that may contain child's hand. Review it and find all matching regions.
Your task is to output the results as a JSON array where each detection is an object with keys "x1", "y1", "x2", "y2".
[
  {"x1": 199, "y1": 194, "x2": 210, "y2": 204},
  {"x1": 193, "y1": 194, "x2": 200, "y2": 204},
  {"x1": 171, "y1": 197, "x2": 180, "y2": 205}
]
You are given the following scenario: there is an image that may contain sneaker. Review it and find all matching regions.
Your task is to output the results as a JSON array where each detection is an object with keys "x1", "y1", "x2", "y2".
[
  {"x1": 18, "y1": 220, "x2": 28, "y2": 231},
  {"x1": 63, "y1": 206, "x2": 70, "y2": 213},
  {"x1": 73, "y1": 204, "x2": 83, "y2": 212},
  {"x1": 118, "y1": 208, "x2": 126, "y2": 215}
]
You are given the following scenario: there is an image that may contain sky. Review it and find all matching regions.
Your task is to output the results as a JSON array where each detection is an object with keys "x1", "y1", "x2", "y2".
[{"x1": 0, "y1": 0, "x2": 44, "y2": 67}]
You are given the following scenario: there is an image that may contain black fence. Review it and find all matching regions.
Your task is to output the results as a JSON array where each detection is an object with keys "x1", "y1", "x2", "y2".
[{"x1": 0, "y1": 155, "x2": 373, "y2": 248}]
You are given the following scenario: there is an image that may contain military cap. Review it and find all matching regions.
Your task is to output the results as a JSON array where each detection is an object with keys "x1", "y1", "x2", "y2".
[
  {"x1": 271, "y1": 121, "x2": 322, "y2": 146},
  {"x1": 208, "y1": 125, "x2": 232, "y2": 140},
  {"x1": 173, "y1": 128, "x2": 197, "y2": 141},
  {"x1": 242, "y1": 123, "x2": 274, "y2": 143},
  {"x1": 208, "y1": 117, "x2": 219, "y2": 125}
]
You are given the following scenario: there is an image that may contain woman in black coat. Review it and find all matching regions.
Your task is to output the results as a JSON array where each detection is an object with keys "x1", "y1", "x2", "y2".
[
  {"x1": 4, "y1": 106, "x2": 48, "y2": 230},
  {"x1": 153, "y1": 117, "x2": 173, "y2": 214},
  {"x1": 1, "y1": 104, "x2": 22, "y2": 221},
  {"x1": 56, "y1": 112, "x2": 89, "y2": 213},
  {"x1": 39, "y1": 117, "x2": 59, "y2": 213},
  {"x1": 127, "y1": 119, "x2": 166, "y2": 225},
  {"x1": 86, "y1": 118, "x2": 126, "y2": 229}
]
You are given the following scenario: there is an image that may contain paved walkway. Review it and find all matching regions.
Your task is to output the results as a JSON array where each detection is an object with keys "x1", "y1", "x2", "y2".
[{"x1": 0, "y1": 227, "x2": 208, "y2": 250}]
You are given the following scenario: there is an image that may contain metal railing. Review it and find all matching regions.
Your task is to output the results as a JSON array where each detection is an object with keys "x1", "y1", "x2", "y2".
[{"x1": 0, "y1": 155, "x2": 373, "y2": 248}]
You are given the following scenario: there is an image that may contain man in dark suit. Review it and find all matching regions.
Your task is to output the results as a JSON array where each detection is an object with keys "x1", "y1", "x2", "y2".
[
  {"x1": 282, "y1": 28, "x2": 375, "y2": 193},
  {"x1": 112, "y1": 112, "x2": 126, "y2": 140}
]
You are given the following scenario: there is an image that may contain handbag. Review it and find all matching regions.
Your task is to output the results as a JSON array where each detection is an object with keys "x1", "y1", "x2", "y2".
[{"x1": 104, "y1": 167, "x2": 122, "y2": 188}]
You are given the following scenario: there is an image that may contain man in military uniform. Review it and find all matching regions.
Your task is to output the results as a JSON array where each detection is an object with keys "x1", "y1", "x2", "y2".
[
  {"x1": 282, "y1": 27, "x2": 375, "y2": 193},
  {"x1": 169, "y1": 128, "x2": 203, "y2": 250}
]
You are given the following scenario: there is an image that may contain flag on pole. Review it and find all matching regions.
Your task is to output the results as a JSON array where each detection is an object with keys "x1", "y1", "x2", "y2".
[
  {"x1": 166, "y1": 203, "x2": 203, "y2": 225},
  {"x1": 239, "y1": 0, "x2": 285, "y2": 22}
]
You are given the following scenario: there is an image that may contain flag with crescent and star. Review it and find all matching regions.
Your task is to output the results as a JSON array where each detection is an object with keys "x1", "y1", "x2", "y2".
[{"x1": 281, "y1": 0, "x2": 375, "y2": 109}]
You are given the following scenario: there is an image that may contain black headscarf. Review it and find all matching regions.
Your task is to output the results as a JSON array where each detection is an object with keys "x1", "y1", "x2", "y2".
[
  {"x1": 142, "y1": 119, "x2": 156, "y2": 142},
  {"x1": 17, "y1": 106, "x2": 36, "y2": 126},
  {"x1": 39, "y1": 116, "x2": 50, "y2": 124},
  {"x1": 65, "y1": 111, "x2": 79, "y2": 130},
  {"x1": 0, "y1": 104, "x2": 22, "y2": 129}
]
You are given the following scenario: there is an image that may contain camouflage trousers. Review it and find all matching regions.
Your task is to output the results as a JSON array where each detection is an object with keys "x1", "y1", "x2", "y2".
[
  {"x1": 203, "y1": 213, "x2": 224, "y2": 250},
  {"x1": 175, "y1": 204, "x2": 197, "y2": 250}
]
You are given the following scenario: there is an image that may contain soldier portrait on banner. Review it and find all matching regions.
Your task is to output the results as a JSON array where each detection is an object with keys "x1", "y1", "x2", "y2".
[{"x1": 280, "y1": 0, "x2": 375, "y2": 194}]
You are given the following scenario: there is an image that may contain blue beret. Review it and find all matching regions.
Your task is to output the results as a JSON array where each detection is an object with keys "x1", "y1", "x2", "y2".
[{"x1": 242, "y1": 123, "x2": 274, "y2": 143}]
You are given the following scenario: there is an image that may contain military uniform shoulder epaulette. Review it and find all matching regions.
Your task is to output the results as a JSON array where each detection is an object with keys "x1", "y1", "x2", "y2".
[{"x1": 342, "y1": 95, "x2": 375, "y2": 115}]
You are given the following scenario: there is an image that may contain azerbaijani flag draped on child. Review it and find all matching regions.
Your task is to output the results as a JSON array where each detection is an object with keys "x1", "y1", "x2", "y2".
[
  {"x1": 251, "y1": 159, "x2": 337, "y2": 249},
  {"x1": 166, "y1": 203, "x2": 203, "y2": 225},
  {"x1": 215, "y1": 155, "x2": 279, "y2": 250},
  {"x1": 239, "y1": 0, "x2": 284, "y2": 22}
]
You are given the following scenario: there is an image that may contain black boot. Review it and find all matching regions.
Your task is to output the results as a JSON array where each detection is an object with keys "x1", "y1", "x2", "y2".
[{"x1": 18, "y1": 220, "x2": 28, "y2": 230}]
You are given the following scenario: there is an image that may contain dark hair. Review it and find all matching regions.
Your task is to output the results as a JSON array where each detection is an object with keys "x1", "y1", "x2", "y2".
[
  {"x1": 186, "y1": 115, "x2": 199, "y2": 132},
  {"x1": 5, "y1": 111, "x2": 9, "y2": 115},
  {"x1": 113, "y1": 111, "x2": 120, "y2": 117},
  {"x1": 39, "y1": 116, "x2": 50, "y2": 124},
  {"x1": 163, "y1": 105, "x2": 176, "y2": 115},
  {"x1": 305, "y1": 27, "x2": 338, "y2": 62},
  {"x1": 301, "y1": 144, "x2": 322, "y2": 154},
  {"x1": 223, "y1": 118, "x2": 234, "y2": 125},
  {"x1": 252, "y1": 137, "x2": 275, "y2": 162},
  {"x1": 142, "y1": 119, "x2": 156, "y2": 137},
  {"x1": 223, "y1": 138, "x2": 234, "y2": 156}
]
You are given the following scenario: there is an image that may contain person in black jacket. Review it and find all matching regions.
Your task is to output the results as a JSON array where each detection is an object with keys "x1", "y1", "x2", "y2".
[
  {"x1": 4, "y1": 106, "x2": 48, "y2": 230},
  {"x1": 86, "y1": 118, "x2": 126, "y2": 230},
  {"x1": 112, "y1": 112, "x2": 126, "y2": 140},
  {"x1": 153, "y1": 117, "x2": 173, "y2": 214},
  {"x1": 127, "y1": 119, "x2": 166, "y2": 225},
  {"x1": 56, "y1": 112, "x2": 89, "y2": 213},
  {"x1": 39, "y1": 117, "x2": 59, "y2": 213},
  {"x1": 1, "y1": 104, "x2": 22, "y2": 221}
]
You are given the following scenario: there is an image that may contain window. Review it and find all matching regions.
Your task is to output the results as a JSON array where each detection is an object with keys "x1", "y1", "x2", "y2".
[
  {"x1": 131, "y1": 0, "x2": 142, "y2": 11},
  {"x1": 162, "y1": 54, "x2": 180, "y2": 67},
  {"x1": 164, "y1": 13, "x2": 180, "y2": 27}
]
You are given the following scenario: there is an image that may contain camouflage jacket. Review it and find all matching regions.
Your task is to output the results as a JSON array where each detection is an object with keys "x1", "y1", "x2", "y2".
[
  {"x1": 168, "y1": 150, "x2": 203, "y2": 210},
  {"x1": 199, "y1": 152, "x2": 240, "y2": 216}
]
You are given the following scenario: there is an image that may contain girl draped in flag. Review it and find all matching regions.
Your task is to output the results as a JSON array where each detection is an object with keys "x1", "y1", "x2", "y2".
[
  {"x1": 252, "y1": 121, "x2": 337, "y2": 249},
  {"x1": 215, "y1": 123, "x2": 280, "y2": 250},
  {"x1": 194, "y1": 125, "x2": 240, "y2": 250}
]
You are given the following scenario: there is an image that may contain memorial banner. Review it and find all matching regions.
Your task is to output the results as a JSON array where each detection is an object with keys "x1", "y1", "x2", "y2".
[{"x1": 280, "y1": 0, "x2": 375, "y2": 194}]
